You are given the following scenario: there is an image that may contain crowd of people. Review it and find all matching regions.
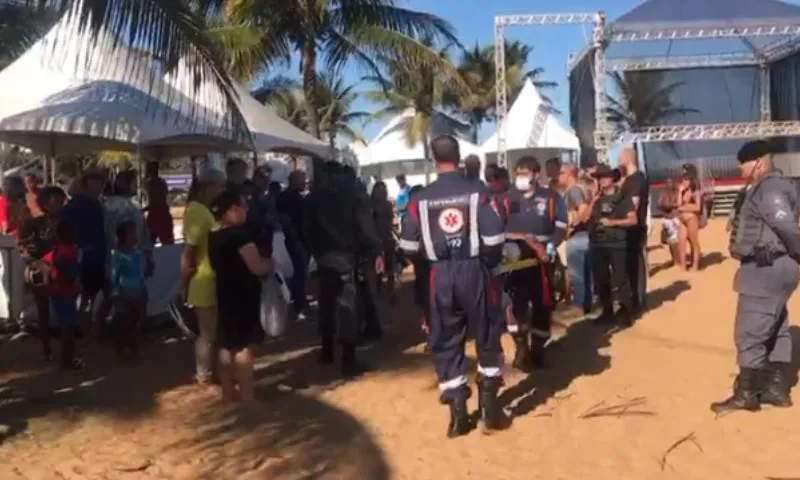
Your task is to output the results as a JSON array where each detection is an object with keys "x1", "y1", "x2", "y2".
[
  {"x1": 391, "y1": 138, "x2": 653, "y2": 437},
  {"x1": 7, "y1": 165, "x2": 166, "y2": 371},
  {"x1": 4, "y1": 142, "x2": 725, "y2": 428}
]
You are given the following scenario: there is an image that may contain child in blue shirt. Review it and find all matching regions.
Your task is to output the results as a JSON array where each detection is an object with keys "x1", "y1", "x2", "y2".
[{"x1": 110, "y1": 221, "x2": 147, "y2": 361}]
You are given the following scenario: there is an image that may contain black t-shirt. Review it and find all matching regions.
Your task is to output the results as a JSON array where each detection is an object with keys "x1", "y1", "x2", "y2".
[
  {"x1": 209, "y1": 225, "x2": 262, "y2": 317},
  {"x1": 589, "y1": 189, "x2": 634, "y2": 248},
  {"x1": 277, "y1": 189, "x2": 305, "y2": 243},
  {"x1": 620, "y1": 171, "x2": 649, "y2": 238}
]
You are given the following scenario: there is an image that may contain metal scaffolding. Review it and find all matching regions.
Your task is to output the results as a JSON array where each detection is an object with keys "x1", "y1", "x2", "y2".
[
  {"x1": 494, "y1": 9, "x2": 800, "y2": 166},
  {"x1": 494, "y1": 12, "x2": 604, "y2": 166}
]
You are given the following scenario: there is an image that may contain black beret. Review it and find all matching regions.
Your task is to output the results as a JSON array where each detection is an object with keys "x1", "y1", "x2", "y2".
[{"x1": 737, "y1": 140, "x2": 773, "y2": 163}]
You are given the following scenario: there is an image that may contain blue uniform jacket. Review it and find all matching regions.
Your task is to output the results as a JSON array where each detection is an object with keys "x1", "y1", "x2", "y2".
[{"x1": 399, "y1": 172, "x2": 505, "y2": 268}]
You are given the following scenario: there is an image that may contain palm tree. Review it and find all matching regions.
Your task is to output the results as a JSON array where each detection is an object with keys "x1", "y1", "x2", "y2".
[
  {"x1": 192, "y1": 6, "x2": 291, "y2": 84},
  {"x1": 316, "y1": 74, "x2": 369, "y2": 148},
  {"x1": 0, "y1": 1, "x2": 58, "y2": 69},
  {"x1": 504, "y1": 41, "x2": 558, "y2": 105},
  {"x1": 265, "y1": 87, "x2": 308, "y2": 132},
  {"x1": 257, "y1": 73, "x2": 368, "y2": 148},
  {"x1": 366, "y1": 37, "x2": 467, "y2": 182},
  {"x1": 605, "y1": 71, "x2": 699, "y2": 134},
  {"x1": 448, "y1": 40, "x2": 557, "y2": 143},
  {"x1": 226, "y1": 0, "x2": 467, "y2": 140}
]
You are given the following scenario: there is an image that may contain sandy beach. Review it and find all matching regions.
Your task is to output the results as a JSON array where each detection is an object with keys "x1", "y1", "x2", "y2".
[{"x1": 1, "y1": 218, "x2": 799, "y2": 480}]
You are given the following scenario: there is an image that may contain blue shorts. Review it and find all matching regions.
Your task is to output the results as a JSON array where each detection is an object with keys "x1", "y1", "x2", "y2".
[{"x1": 51, "y1": 295, "x2": 79, "y2": 327}]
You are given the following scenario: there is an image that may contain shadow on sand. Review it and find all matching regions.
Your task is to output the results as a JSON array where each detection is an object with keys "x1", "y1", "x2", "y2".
[
  {"x1": 0, "y1": 331, "x2": 399, "y2": 479},
  {"x1": 0, "y1": 279, "x2": 436, "y2": 478},
  {"x1": 500, "y1": 279, "x2": 692, "y2": 421}
]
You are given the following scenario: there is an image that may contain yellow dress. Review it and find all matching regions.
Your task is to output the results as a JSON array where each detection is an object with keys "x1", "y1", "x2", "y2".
[{"x1": 184, "y1": 201, "x2": 216, "y2": 307}]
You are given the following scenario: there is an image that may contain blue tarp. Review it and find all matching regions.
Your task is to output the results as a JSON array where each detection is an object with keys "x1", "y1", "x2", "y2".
[{"x1": 614, "y1": 0, "x2": 800, "y2": 30}]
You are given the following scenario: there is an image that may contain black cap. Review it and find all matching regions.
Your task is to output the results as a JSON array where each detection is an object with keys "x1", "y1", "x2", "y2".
[
  {"x1": 593, "y1": 164, "x2": 615, "y2": 178},
  {"x1": 737, "y1": 140, "x2": 772, "y2": 163}
]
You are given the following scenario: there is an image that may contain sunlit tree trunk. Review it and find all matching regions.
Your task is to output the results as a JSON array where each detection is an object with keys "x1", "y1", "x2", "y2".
[{"x1": 301, "y1": 42, "x2": 322, "y2": 140}]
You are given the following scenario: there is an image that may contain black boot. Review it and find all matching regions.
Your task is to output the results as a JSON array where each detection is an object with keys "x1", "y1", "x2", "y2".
[
  {"x1": 318, "y1": 338, "x2": 334, "y2": 365},
  {"x1": 760, "y1": 363, "x2": 793, "y2": 408},
  {"x1": 341, "y1": 343, "x2": 370, "y2": 378},
  {"x1": 446, "y1": 396, "x2": 471, "y2": 438},
  {"x1": 710, "y1": 367, "x2": 761, "y2": 414},
  {"x1": 511, "y1": 334, "x2": 533, "y2": 373},
  {"x1": 478, "y1": 376, "x2": 508, "y2": 432},
  {"x1": 529, "y1": 336, "x2": 549, "y2": 369}
]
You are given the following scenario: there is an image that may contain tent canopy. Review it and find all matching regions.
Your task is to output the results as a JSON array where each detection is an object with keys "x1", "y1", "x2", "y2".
[
  {"x1": 483, "y1": 79, "x2": 580, "y2": 155},
  {"x1": 360, "y1": 109, "x2": 479, "y2": 167},
  {"x1": 163, "y1": 60, "x2": 330, "y2": 158},
  {"x1": 0, "y1": 4, "x2": 245, "y2": 157}
]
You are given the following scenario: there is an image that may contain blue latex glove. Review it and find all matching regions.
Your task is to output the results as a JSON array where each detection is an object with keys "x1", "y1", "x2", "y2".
[{"x1": 546, "y1": 242, "x2": 556, "y2": 260}]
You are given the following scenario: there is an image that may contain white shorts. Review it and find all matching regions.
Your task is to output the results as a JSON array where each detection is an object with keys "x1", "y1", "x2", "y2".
[{"x1": 662, "y1": 218, "x2": 679, "y2": 245}]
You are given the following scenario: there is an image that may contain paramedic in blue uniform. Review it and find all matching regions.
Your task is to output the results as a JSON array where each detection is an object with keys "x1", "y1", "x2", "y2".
[
  {"x1": 505, "y1": 156, "x2": 568, "y2": 372},
  {"x1": 399, "y1": 135, "x2": 507, "y2": 438}
]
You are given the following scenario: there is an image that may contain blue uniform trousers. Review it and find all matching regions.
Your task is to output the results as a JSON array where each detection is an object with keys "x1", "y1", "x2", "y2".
[{"x1": 427, "y1": 258, "x2": 504, "y2": 402}]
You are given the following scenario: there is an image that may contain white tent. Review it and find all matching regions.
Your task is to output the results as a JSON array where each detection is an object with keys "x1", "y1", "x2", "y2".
[
  {"x1": 482, "y1": 79, "x2": 580, "y2": 167},
  {"x1": 0, "y1": 3, "x2": 248, "y2": 157},
  {"x1": 358, "y1": 109, "x2": 482, "y2": 196},
  {"x1": 163, "y1": 60, "x2": 330, "y2": 158}
]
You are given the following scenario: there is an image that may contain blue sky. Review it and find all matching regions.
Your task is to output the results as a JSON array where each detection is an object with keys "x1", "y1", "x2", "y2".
[{"x1": 267, "y1": 0, "x2": 650, "y2": 145}]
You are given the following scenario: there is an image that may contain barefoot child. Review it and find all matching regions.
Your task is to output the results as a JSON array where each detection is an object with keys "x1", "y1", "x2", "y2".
[
  {"x1": 44, "y1": 219, "x2": 85, "y2": 370},
  {"x1": 110, "y1": 221, "x2": 147, "y2": 360}
]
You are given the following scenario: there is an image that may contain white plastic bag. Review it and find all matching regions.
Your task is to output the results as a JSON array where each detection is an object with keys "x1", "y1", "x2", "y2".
[{"x1": 260, "y1": 272, "x2": 289, "y2": 338}]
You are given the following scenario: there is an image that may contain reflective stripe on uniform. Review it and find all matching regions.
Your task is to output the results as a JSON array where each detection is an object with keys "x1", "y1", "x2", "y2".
[
  {"x1": 477, "y1": 364, "x2": 501, "y2": 378},
  {"x1": 469, "y1": 193, "x2": 480, "y2": 257},
  {"x1": 398, "y1": 238, "x2": 419, "y2": 252},
  {"x1": 482, "y1": 233, "x2": 505, "y2": 246},
  {"x1": 439, "y1": 375, "x2": 467, "y2": 392},
  {"x1": 418, "y1": 199, "x2": 438, "y2": 262}
]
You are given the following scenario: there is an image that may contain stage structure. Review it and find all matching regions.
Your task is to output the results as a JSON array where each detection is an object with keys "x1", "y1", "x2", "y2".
[{"x1": 496, "y1": 0, "x2": 800, "y2": 167}]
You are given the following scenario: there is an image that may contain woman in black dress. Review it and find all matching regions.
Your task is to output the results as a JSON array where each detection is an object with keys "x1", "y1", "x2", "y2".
[{"x1": 209, "y1": 190, "x2": 273, "y2": 403}]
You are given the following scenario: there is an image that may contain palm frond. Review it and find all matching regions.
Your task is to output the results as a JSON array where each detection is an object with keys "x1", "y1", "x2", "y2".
[
  {"x1": 252, "y1": 74, "x2": 298, "y2": 103},
  {"x1": 0, "y1": 2, "x2": 59, "y2": 69}
]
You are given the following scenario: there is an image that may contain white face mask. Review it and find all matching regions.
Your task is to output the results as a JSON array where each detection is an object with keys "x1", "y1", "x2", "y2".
[{"x1": 515, "y1": 176, "x2": 532, "y2": 191}]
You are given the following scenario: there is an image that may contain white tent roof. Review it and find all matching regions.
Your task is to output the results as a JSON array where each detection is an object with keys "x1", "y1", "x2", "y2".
[
  {"x1": 360, "y1": 109, "x2": 482, "y2": 167},
  {"x1": 482, "y1": 79, "x2": 580, "y2": 153},
  {"x1": 0, "y1": 4, "x2": 246, "y2": 157},
  {"x1": 163, "y1": 60, "x2": 329, "y2": 158}
]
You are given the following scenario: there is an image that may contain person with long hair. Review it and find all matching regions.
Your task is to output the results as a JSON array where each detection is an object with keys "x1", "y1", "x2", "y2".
[
  {"x1": 657, "y1": 178, "x2": 681, "y2": 267},
  {"x1": 209, "y1": 190, "x2": 273, "y2": 403},
  {"x1": 370, "y1": 181, "x2": 397, "y2": 303},
  {"x1": 17, "y1": 186, "x2": 68, "y2": 362},
  {"x1": 677, "y1": 173, "x2": 703, "y2": 270}
]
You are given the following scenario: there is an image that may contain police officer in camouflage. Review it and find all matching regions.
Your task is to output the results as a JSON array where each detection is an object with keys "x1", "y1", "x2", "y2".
[
  {"x1": 711, "y1": 140, "x2": 800, "y2": 414},
  {"x1": 400, "y1": 135, "x2": 507, "y2": 438}
]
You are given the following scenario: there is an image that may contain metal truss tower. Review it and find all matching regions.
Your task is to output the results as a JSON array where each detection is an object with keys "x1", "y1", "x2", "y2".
[
  {"x1": 494, "y1": 13, "x2": 605, "y2": 166},
  {"x1": 495, "y1": 10, "x2": 800, "y2": 166}
]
